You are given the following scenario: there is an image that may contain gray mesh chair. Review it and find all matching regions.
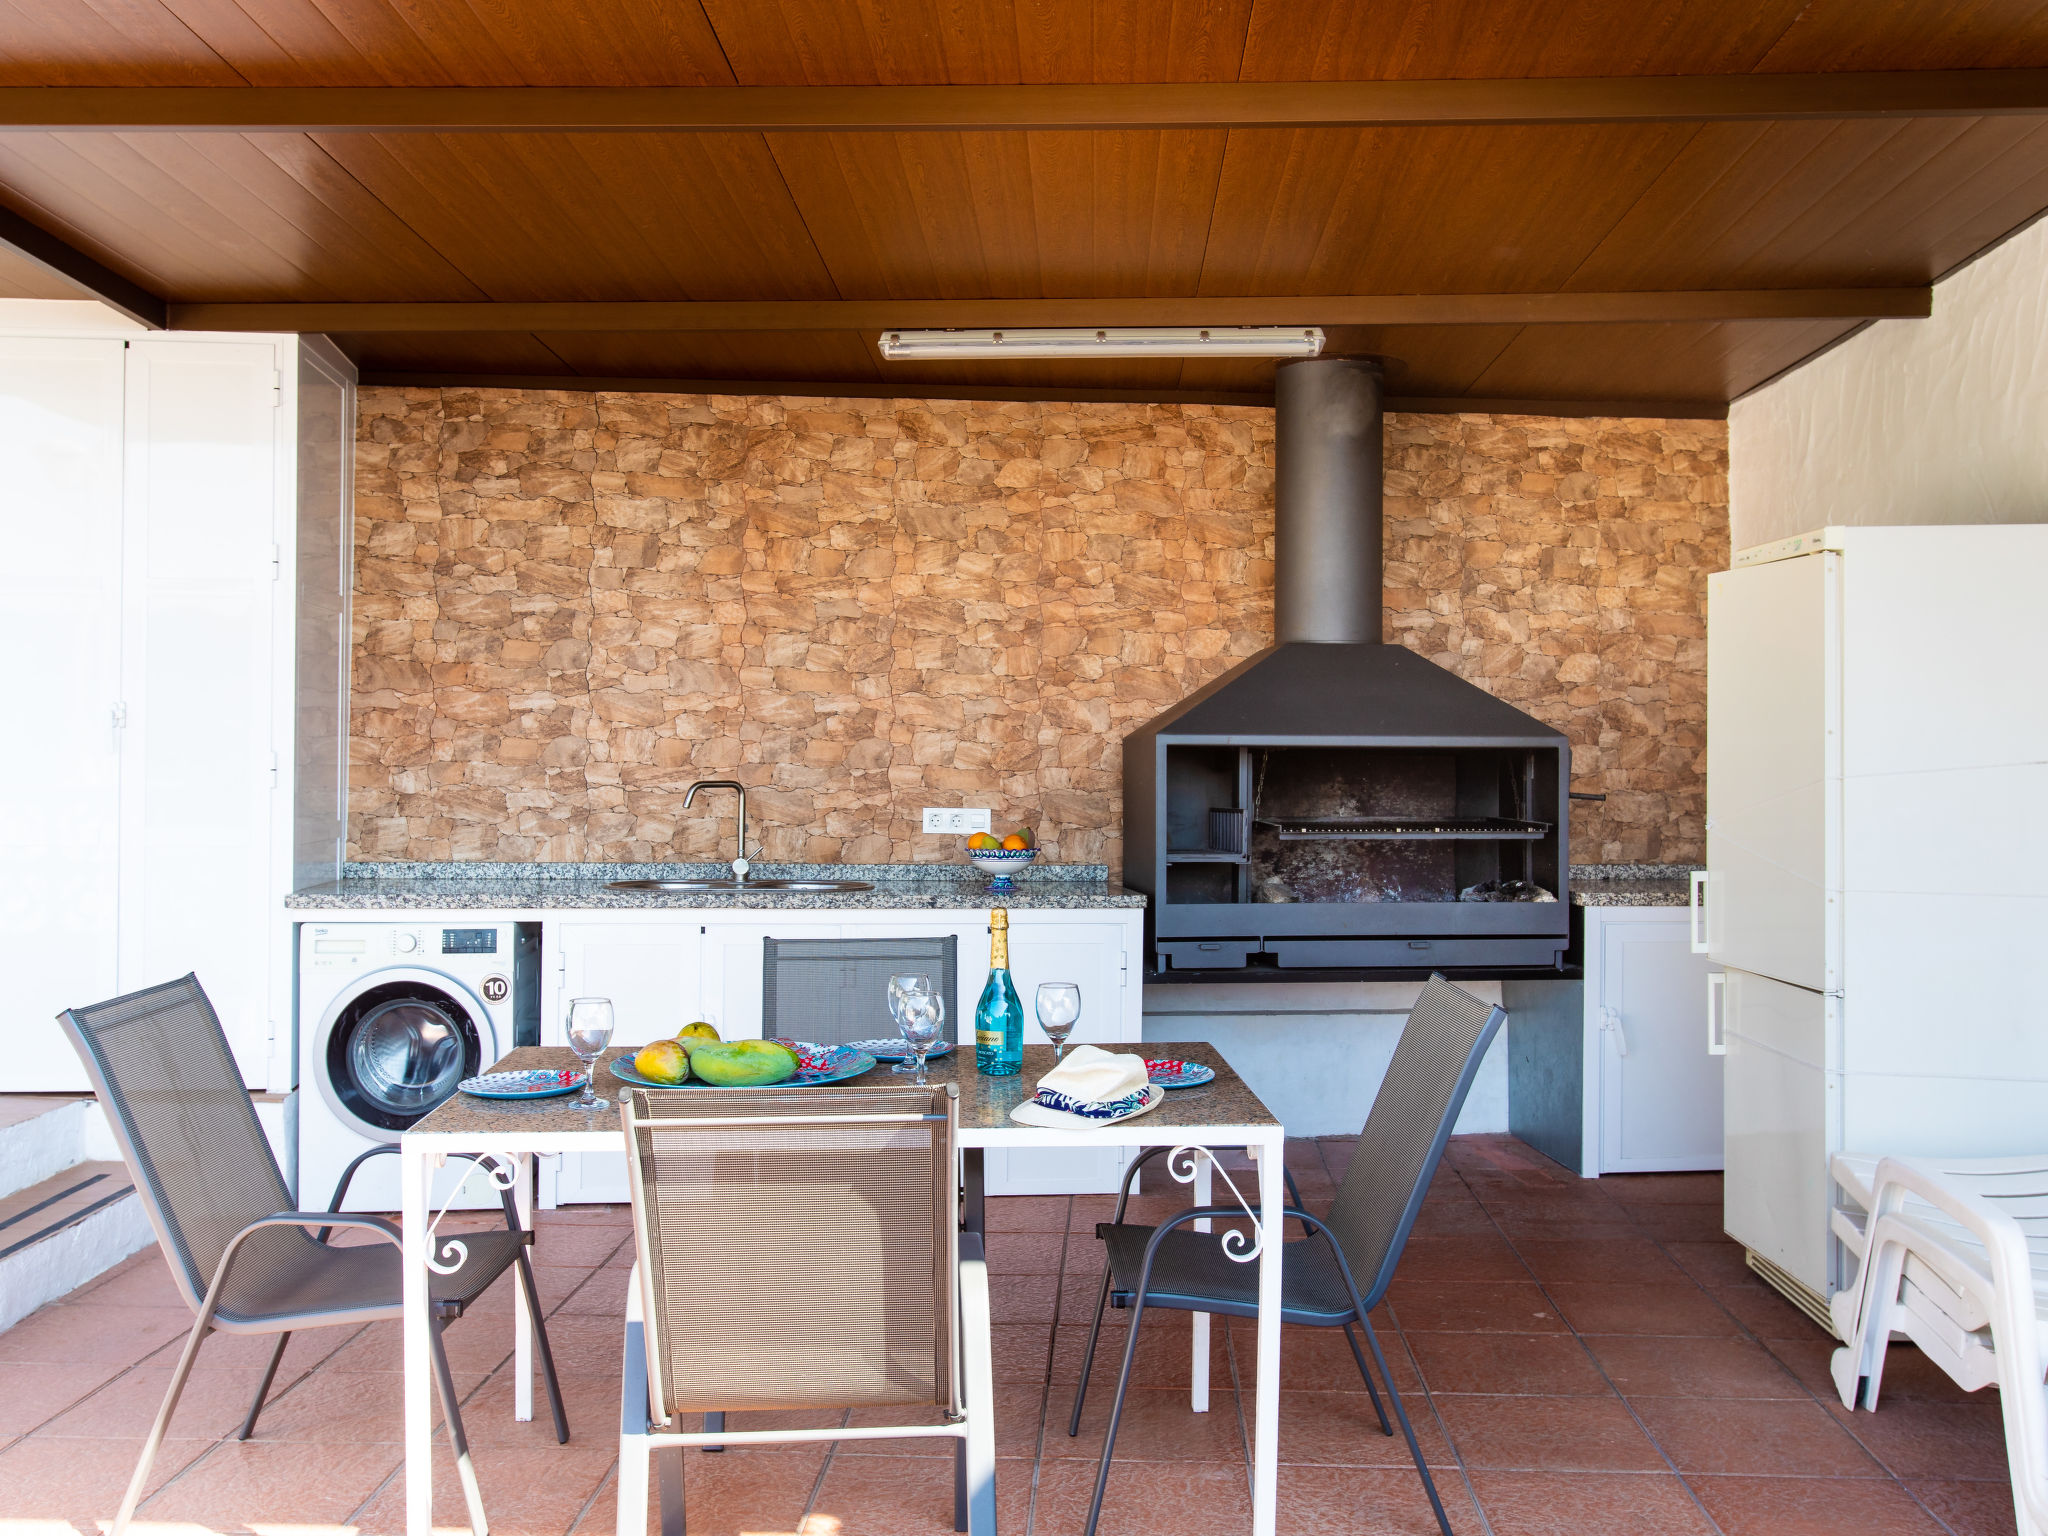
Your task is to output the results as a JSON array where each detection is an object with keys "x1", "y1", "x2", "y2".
[
  {"x1": 762, "y1": 935, "x2": 958, "y2": 1048},
  {"x1": 615, "y1": 1083, "x2": 997, "y2": 1536},
  {"x1": 1069, "y1": 975, "x2": 1507, "y2": 1536},
  {"x1": 59, "y1": 974, "x2": 569, "y2": 1536}
]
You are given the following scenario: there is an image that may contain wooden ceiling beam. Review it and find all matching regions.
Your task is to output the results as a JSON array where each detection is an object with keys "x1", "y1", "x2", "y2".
[
  {"x1": 174, "y1": 289, "x2": 1928, "y2": 333},
  {"x1": 3, "y1": 73, "x2": 2048, "y2": 134},
  {"x1": 357, "y1": 370, "x2": 1728, "y2": 418},
  {"x1": 0, "y1": 203, "x2": 164, "y2": 327}
]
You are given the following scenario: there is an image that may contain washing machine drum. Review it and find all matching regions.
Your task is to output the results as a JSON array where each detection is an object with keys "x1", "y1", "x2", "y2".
[{"x1": 323, "y1": 980, "x2": 484, "y2": 1134}]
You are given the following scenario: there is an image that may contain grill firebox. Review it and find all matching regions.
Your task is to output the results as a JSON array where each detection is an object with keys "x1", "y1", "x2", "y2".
[{"x1": 1121, "y1": 357, "x2": 1572, "y2": 976}]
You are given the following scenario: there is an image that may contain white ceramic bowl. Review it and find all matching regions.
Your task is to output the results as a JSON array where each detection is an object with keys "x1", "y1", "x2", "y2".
[{"x1": 968, "y1": 847, "x2": 1037, "y2": 876}]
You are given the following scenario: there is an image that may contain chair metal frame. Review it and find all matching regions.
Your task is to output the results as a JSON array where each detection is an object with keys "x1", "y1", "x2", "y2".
[
  {"x1": 1069, "y1": 975, "x2": 1507, "y2": 1536},
  {"x1": 58, "y1": 974, "x2": 569, "y2": 1536},
  {"x1": 613, "y1": 1084, "x2": 998, "y2": 1536}
]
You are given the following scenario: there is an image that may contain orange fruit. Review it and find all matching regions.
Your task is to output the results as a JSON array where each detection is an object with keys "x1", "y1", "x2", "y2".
[
  {"x1": 967, "y1": 832, "x2": 999, "y2": 850},
  {"x1": 1001, "y1": 834, "x2": 1028, "y2": 850}
]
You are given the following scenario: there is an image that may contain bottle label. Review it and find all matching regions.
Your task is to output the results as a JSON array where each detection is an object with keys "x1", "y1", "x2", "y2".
[{"x1": 976, "y1": 1027, "x2": 1002, "y2": 1048}]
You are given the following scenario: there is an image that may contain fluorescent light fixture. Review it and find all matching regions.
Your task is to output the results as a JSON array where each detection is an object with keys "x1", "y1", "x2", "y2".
[{"x1": 877, "y1": 326, "x2": 1325, "y2": 360}]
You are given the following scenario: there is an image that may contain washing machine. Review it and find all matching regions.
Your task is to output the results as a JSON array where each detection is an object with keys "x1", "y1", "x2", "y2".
[{"x1": 298, "y1": 920, "x2": 538, "y2": 1211}]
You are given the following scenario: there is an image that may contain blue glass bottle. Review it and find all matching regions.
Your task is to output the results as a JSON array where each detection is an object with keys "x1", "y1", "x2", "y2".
[{"x1": 975, "y1": 907, "x2": 1025, "y2": 1076}]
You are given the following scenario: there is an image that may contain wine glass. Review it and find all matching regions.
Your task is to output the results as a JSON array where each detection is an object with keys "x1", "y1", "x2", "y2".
[
  {"x1": 900, "y1": 991, "x2": 946, "y2": 1087},
  {"x1": 565, "y1": 997, "x2": 614, "y2": 1108},
  {"x1": 1036, "y1": 982, "x2": 1082, "y2": 1061},
  {"x1": 888, "y1": 973, "x2": 934, "y2": 1075}
]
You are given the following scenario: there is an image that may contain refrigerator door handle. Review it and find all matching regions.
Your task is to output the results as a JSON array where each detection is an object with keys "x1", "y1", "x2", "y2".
[
  {"x1": 1689, "y1": 870, "x2": 1709, "y2": 954},
  {"x1": 1706, "y1": 972, "x2": 1727, "y2": 1056}
]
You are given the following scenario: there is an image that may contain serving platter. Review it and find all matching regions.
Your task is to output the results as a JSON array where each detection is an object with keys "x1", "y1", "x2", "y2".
[
  {"x1": 607, "y1": 1042, "x2": 878, "y2": 1090},
  {"x1": 459, "y1": 1067, "x2": 588, "y2": 1100}
]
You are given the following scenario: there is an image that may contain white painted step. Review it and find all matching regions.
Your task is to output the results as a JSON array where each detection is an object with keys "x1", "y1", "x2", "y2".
[
  {"x1": 0, "y1": 1095, "x2": 98, "y2": 1203},
  {"x1": 0, "y1": 1160, "x2": 154, "y2": 1333}
]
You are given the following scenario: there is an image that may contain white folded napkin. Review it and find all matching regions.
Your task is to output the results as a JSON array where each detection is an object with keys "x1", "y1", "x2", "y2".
[{"x1": 1008, "y1": 1043, "x2": 1162, "y2": 1129}]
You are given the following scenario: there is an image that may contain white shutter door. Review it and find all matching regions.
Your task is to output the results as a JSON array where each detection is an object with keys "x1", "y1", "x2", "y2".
[
  {"x1": 0, "y1": 337, "x2": 126, "y2": 1089},
  {"x1": 120, "y1": 337, "x2": 281, "y2": 1083}
]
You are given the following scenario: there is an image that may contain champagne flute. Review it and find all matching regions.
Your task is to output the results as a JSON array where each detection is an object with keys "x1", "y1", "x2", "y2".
[
  {"x1": 888, "y1": 972, "x2": 934, "y2": 1074},
  {"x1": 1036, "y1": 982, "x2": 1082, "y2": 1061},
  {"x1": 901, "y1": 991, "x2": 946, "y2": 1086},
  {"x1": 565, "y1": 997, "x2": 614, "y2": 1108}
]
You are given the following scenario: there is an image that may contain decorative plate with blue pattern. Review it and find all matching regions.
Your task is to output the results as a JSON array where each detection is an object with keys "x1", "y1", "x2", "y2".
[
  {"x1": 1144, "y1": 1058, "x2": 1216, "y2": 1090},
  {"x1": 608, "y1": 1042, "x2": 878, "y2": 1089},
  {"x1": 459, "y1": 1067, "x2": 588, "y2": 1100}
]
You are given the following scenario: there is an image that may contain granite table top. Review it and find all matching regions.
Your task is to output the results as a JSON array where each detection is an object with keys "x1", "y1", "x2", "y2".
[
  {"x1": 411, "y1": 1042, "x2": 1278, "y2": 1139},
  {"x1": 287, "y1": 860, "x2": 1145, "y2": 912},
  {"x1": 1568, "y1": 863, "x2": 1699, "y2": 908}
]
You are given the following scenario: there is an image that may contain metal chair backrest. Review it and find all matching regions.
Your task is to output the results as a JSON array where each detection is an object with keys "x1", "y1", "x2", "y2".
[
  {"x1": 58, "y1": 974, "x2": 295, "y2": 1316},
  {"x1": 621, "y1": 1083, "x2": 959, "y2": 1422},
  {"x1": 761, "y1": 935, "x2": 959, "y2": 1048},
  {"x1": 1322, "y1": 975, "x2": 1507, "y2": 1309}
]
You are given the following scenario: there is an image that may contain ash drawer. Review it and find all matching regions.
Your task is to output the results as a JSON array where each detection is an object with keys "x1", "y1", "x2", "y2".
[
  {"x1": 1158, "y1": 940, "x2": 1261, "y2": 968},
  {"x1": 1267, "y1": 938, "x2": 1568, "y2": 969}
]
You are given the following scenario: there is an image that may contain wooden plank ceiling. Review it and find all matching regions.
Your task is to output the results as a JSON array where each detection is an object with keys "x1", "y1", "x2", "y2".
[{"x1": 5, "y1": 0, "x2": 2048, "y2": 411}]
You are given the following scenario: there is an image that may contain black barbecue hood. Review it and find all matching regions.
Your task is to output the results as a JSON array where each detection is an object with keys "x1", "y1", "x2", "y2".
[{"x1": 1122, "y1": 356, "x2": 1572, "y2": 977}]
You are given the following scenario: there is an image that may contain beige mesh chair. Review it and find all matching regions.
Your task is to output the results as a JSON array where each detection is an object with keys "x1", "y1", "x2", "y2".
[{"x1": 616, "y1": 1083, "x2": 996, "y2": 1536}]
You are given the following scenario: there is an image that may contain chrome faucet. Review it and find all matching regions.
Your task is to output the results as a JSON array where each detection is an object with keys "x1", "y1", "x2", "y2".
[{"x1": 683, "y1": 780, "x2": 754, "y2": 882}]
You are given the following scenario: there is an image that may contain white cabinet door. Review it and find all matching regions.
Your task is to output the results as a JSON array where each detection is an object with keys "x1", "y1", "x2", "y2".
[
  {"x1": 1721, "y1": 968, "x2": 1833, "y2": 1297},
  {"x1": 120, "y1": 337, "x2": 283, "y2": 1082},
  {"x1": 701, "y1": 917, "x2": 839, "y2": 1041},
  {"x1": 0, "y1": 338, "x2": 126, "y2": 1088},
  {"x1": 548, "y1": 921, "x2": 705, "y2": 1205},
  {"x1": 1596, "y1": 911, "x2": 1723, "y2": 1173}
]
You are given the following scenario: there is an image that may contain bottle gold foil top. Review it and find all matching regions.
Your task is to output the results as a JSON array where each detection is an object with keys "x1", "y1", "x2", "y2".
[{"x1": 989, "y1": 906, "x2": 1010, "y2": 969}]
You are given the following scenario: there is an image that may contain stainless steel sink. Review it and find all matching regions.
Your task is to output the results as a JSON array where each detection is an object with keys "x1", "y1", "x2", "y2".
[{"x1": 607, "y1": 878, "x2": 874, "y2": 893}]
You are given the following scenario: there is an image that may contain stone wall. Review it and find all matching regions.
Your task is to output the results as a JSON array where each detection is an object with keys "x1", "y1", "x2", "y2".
[{"x1": 349, "y1": 388, "x2": 1725, "y2": 869}]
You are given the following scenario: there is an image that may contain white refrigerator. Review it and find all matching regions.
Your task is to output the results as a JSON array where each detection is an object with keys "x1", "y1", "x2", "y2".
[{"x1": 1703, "y1": 524, "x2": 2048, "y2": 1318}]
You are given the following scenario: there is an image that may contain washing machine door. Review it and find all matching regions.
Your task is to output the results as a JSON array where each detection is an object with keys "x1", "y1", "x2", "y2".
[{"x1": 316, "y1": 970, "x2": 493, "y2": 1137}]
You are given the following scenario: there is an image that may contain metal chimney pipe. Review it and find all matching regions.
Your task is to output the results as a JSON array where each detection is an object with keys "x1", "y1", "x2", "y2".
[{"x1": 1273, "y1": 356, "x2": 1385, "y2": 644}]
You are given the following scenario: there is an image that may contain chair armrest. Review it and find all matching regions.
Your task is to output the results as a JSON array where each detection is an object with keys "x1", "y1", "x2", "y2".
[
  {"x1": 325, "y1": 1145, "x2": 526, "y2": 1244},
  {"x1": 1112, "y1": 1146, "x2": 1173, "y2": 1223},
  {"x1": 192, "y1": 1210, "x2": 405, "y2": 1322}
]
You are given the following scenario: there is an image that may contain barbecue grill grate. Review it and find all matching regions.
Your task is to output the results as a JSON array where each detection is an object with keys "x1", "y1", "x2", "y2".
[{"x1": 1256, "y1": 816, "x2": 1550, "y2": 841}]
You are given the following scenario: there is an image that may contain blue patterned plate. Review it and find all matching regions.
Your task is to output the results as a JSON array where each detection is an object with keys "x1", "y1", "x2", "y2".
[
  {"x1": 1145, "y1": 1058, "x2": 1216, "y2": 1090},
  {"x1": 608, "y1": 1042, "x2": 879, "y2": 1089},
  {"x1": 459, "y1": 1067, "x2": 588, "y2": 1100},
  {"x1": 842, "y1": 1038, "x2": 956, "y2": 1062}
]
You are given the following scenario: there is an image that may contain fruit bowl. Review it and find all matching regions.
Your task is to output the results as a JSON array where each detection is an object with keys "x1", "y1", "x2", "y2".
[{"x1": 968, "y1": 847, "x2": 1037, "y2": 892}]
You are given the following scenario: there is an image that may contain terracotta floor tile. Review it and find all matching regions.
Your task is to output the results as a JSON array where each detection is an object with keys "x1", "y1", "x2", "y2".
[
  {"x1": 1391, "y1": 1233, "x2": 1530, "y2": 1283},
  {"x1": 1545, "y1": 1282, "x2": 1742, "y2": 1337},
  {"x1": 1902, "y1": 1478, "x2": 2022, "y2": 1536},
  {"x1": 0, "y1": 1431, "x2": 212, "y2": 1524},
  {"x1": 1432, "y1": 1394, "x2": 1665, "y2": 1472},
  {"x1": 988, "y1": 1229, "x2": 1071, "y2": 1274},
  {"x1": 1619, "y1": 1203, "x2": 1731, "y2": 1241},
  {"x1": 1711, "y1": 1280, "x2": 1837, "y2": 1341},
  {"x1": 1689, "y1": 1474, "x2": 1952, "y2": 1535},
  {"x1": 233, "y1": 1367, "x2": 423, "y2": 1442},
  {"x1": 1385, "y1": 1281, "x2": 1567, "y2": 1333},
  {"x1": 1489, "y1": 1213, "x2": 1644, "y2": 1243},
  {"x1": 1406, "y1": 1331, "x2": 1614, "y2": 1396},
  {"x1": 1805, "y1": 1337, "x2": 1982, "y2": 1403},
  {"x1": 68, "y1": 1253, "x2": 189, "y2": 1309},
  {"x1": 1586, "y1": 1335, "x2": 1807, "y2": 1398},
  {"x1": 1828, "y1": 1397, "x2": 2012, "y2": 1480},
  {"x1": 524, "y1": 1222, "x2": 633, "y2": 1267},
  {"x1": 1465, "y1": 1469, "x2": 1716, "y2": 1535},
  {"x1": 146, "y1": 1321, "x2": 362, "y2": 1374},
  {"x1": 562, "y1": 1446, "x2": 829, "y2": 1536},
  {"x1": 1510, "y1": 1237, "x2": 1690, "y2": 1286},
  {"x1": 139, "y1": 1439, "x2": 404, "y2": 1530},
  {"x1": 0, "y1": 1357, "x2": 130, "y2": 1434},
  {"x1": 990, "y1": 1271, "x2": 1062, "y2": 1324},
  {"x1": 807, "y1": 1452, "x2": 1034, "y2": 1536},
  {"x1": 452, "y1": 1367, "x2": 623, "y2": 1448},
  {"x1": 1602, "y1": 1173, "x2": 1728, "y2": 1205},
  {"x1": 1406, "y1": 1199, "x2": 1507, "y2": 1238},
  {"x1": 317, "y1": 1321, "x2": 504, "y2": 1388},
  {"x1": 0, "y1": 1302, "x2": 193, "y2": 1365},
  {"x1": 1048, "y1": 1316, "x2": 1224, "y2": 1389},
  {"x1": 550, "y1": 1263, "x2": 633, "y2": 1315},
  {"x1": 1273, "y1": 1464, "x2": 1483, "y2": 1536},
  {"x1": 1029, "y1": 1455, "x2": 1252, "y2": 1536},
  {"x1": 1663, "y1": 1238, "x2": 1757, "y2": 1288},
  {"x1": 989, "y1": 1322, "x2": 1055, "y2": 1382},
  {"x1": 987, "y1": 1195, "x2": 1073, "y2": 1232},
  {"x1": 1631, "y1": 1396, "x2": 1884, "y2": 1476},
  {"x1": 1054, "y1": 1384, "x2": 1249, "y2": 1464},
  {"x1": 1273, "y1": 1388, "x2": 1458, "y2": 1469},
  {"x1": 1225, "y1": 1319, "x2": 1422, "y2": 1394},
  {"x1": 530, "y1": 1263, "x2": 602, "y2": 1309},
  {"x1": 38, "y1": 1363, "x2": 276, "y2": 1441},
  {"x1": 844, "y1": 1383, "x2": 1044, "y2": 1460}
]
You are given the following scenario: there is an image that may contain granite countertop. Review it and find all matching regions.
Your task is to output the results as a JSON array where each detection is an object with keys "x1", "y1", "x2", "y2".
[
  {"x1": 287, "y1": 860, "x2": 1145, "y2": 912},
  {"x1": 1569, "y1": 863, "x2": 1699, "y2": 908},
  {"x1": 413, "y1": 1042, "x2": 1276, "y2": 1137}
]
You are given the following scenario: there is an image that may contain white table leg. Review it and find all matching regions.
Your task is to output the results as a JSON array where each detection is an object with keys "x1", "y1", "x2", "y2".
[
  {"x1": 401, "y1": 1144, "x2": 435, "y2": 1536},
  {"x1": 514, "y1": 1151, "x2": 534, "y2": 1423},
  {"x1": 1251, "y1": 1137, "x2": 1282, "y2": 1536},
  {"x1": 1191, "y1": 1155, "x2": 1211, "y2": 1414}
]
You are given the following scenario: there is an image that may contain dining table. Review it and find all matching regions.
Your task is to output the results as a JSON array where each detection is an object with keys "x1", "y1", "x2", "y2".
[{"x1": 397, "y1": 1040, "x2": 1287, "y2": 1536}]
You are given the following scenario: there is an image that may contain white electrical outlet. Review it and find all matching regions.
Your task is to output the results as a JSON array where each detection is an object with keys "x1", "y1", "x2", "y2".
[{"x1": 921, "y1": 807, "x2": 993, "y2": 835}]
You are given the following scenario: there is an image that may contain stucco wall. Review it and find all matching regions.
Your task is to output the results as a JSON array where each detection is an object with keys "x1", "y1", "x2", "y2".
[{"x1": 1729, "y1": 215, "x2": 2048, "y2": 549}]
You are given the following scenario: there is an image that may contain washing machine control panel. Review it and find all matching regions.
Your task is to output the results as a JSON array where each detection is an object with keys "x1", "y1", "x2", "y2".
[{"x1": 440, "y1": 928, "x2": 499, "y2": 955}]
